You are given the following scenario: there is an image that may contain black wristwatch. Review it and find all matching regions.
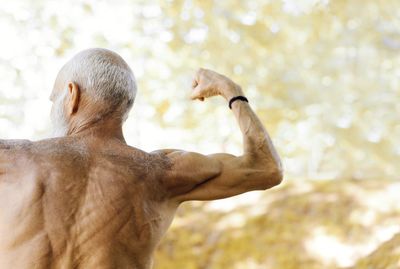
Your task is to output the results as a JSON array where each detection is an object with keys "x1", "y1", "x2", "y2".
[{"x1": 229, "y1": 96, "x2": 249, "y2": 109}]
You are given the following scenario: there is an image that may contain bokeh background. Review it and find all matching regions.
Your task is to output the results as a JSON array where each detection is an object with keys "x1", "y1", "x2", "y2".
[{"x1": 1, "y1": 0, "x2": 399, "y2": 268}]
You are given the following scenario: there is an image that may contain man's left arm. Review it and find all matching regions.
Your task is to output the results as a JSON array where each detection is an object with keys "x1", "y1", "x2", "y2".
[{"x1": 153, "y1": 68, "x2": 283, "y2": 203}]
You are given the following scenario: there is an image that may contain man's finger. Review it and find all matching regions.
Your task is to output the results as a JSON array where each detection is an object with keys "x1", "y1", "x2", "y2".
[
  {"x1": 190, "y1": 87, "x2": 204, "y2": 101},
  {"x1": 190, "y1": 93, "x2": 202, "y2": 100},
  {"x1": 192, "y1": 68, "x2": 203, "y2": 88},
  {"x1": 191, "y1": 79, "x2": 198, "y2": 89}
]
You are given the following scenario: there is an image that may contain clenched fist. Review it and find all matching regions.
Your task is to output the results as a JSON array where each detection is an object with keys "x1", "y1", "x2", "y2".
[{"x1": 190, "y1": 68, "x2": 243, "y2": 102}]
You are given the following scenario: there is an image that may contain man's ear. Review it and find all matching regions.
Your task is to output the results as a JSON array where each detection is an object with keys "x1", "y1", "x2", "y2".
[{"x1": 67, "y1": 82, "x2": 80, "y2": 115}]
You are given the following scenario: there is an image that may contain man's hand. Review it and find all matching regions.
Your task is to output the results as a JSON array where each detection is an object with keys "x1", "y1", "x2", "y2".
[{"x1": 190, "y1": 68, "x2": 244, "y2": 102}]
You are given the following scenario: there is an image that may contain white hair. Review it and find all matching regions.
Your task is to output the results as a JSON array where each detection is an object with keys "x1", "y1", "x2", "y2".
[{"x1": 60, "y1": 48, "x2": 137, "y2": 120}]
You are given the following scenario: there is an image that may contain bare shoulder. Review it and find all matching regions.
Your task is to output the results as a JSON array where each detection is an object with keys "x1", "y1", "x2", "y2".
[
  {"x1": 0, "y1": 139, "x2": 34, "y2": 166},
  {"x1": 100, "y1": 143, "x2": 173, "y2": 172},
  {"x1": 0, "y1": 139, "x2": 32, "y2": 181},
  {"x1": 0, "y1": 137, "x2": 85, "y2": 159},
  {"x1": 0, "y1": 139, "x2": 32, "y2": 150},
  {"x1": 0, "y1": 137, "x2": 88, "y2": 180},
  {"x1": 0, "y1": 137, "x2": 76, "y2": 151},
  {"x1": 129, "y1": 147, "x2": 173, "y2": 180}
]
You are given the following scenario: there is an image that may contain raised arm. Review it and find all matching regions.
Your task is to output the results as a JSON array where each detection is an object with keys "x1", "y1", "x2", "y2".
[{"x1": 154, "y1": 68, "x2": 283, "y2": 203}]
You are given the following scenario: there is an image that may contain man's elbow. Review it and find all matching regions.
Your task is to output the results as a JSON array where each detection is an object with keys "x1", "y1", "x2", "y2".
[
  {"x1": 272, "y1": 166, "x2": 284, "y2": 186},
  {"x1": 261, "y1": 165, "x2": 283, "y2": 190}
]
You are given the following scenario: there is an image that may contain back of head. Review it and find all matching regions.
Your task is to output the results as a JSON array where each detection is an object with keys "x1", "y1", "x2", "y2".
[{"x1": 57, "y1": 48, "x2": 137, "y2": 121}]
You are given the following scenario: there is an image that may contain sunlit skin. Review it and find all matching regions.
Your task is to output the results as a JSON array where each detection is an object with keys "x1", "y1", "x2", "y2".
[{"x1": 0, "y1": 58, "x2": 283, "y2": 268}]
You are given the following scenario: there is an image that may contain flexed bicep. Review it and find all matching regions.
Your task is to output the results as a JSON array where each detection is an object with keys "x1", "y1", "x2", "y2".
[
  {"x1": 170, "y1": 153, "x2": 281, "y2": 202},
  {"x1": 151, "y1": 149, "x2": 223, "y2": 197}
]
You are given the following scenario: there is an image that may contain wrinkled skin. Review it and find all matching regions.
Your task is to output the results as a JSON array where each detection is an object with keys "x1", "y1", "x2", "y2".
[
  {"x1": 0, "y1": 137, "x2": 175, "y2": 268},
  {"x1": 0, "y1": 67, "x2": 283, "y2": 268}
]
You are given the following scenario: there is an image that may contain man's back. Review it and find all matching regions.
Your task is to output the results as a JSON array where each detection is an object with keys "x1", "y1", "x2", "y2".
[{"x1": 0, "y1": 137, "x2": 177, "y2": 269}]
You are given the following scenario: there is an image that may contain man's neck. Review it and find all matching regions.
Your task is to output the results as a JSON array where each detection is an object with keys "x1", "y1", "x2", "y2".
[{"x1": 67, "y1": 114, "x2": 126, "y2": 143}]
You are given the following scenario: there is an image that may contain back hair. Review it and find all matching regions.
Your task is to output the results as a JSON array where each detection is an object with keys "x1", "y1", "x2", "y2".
[{"x1": 63, "y1": 48, "x2": 137, "y2": 119}]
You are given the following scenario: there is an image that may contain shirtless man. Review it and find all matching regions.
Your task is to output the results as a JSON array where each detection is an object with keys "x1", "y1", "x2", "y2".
[{"x1": 0, "y1": 48, "x2": 283, "y2": 269}]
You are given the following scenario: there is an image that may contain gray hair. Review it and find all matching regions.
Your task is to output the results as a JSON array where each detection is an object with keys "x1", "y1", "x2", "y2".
[{"x1": 60, "y1": 48, "x2": 137, "y2": 120}]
